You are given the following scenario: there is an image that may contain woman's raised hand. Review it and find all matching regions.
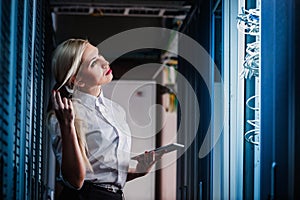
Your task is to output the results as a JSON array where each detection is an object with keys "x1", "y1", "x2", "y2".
[{"x1": 52, "y1": 90, "x2": 75, "y2": 128}]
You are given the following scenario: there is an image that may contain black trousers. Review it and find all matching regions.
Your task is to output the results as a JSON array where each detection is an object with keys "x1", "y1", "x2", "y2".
[{"x1": 59, "y1": 182, "x2": 123, "y2": 200}]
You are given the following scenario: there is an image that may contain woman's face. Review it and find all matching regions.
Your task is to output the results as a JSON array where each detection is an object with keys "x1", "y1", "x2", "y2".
[{"x1": 77, "y1": 43, "x2": 113, "y2": 88}]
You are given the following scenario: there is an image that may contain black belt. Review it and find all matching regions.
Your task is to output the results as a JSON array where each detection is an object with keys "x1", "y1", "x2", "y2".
[{"x1": 86, "y1": 182, "x2": 123, "y2": 195}]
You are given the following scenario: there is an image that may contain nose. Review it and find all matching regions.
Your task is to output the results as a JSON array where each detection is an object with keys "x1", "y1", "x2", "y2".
[{"x1": 102, "y1": 60, "x2": 109, "y2": 69}]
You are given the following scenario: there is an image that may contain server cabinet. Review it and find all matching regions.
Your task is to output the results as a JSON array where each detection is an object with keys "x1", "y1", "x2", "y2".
[
  {"x1": 260, "y1": 0, "x2": 299, "y2": 199},
  {"x1": 177, "y1": 0, "x2": 212, "y2": 199},
  {"x1": 0, "y1": 0, "x2": 53, "y2": 199}
]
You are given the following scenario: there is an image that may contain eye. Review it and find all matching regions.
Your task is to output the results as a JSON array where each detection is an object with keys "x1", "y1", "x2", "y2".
[{"x1": 91, "y1": 60, "x2": 97, "y2": 67}]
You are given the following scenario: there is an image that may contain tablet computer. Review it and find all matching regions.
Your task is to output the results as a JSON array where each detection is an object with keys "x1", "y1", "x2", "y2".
[{"x1": 131, "y1": 143, "x2": 184, "y2": 160}]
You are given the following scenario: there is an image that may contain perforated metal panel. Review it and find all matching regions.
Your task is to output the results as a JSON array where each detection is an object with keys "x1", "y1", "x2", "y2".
[
  {"x1": 14, "y1": 0, "x2": 25, "y2": 199},
  {"x1": 177, "y1": 1, "x2": 212, "y2": 199},
  {"x1": 0, "y1": 1, "x2": 13, "y2": 199},
  {"x1": 0, "y1": 0, "x2": 52, "y2": 199}
]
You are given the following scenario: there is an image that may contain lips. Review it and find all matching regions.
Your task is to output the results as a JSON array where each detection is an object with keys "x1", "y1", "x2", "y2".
[{"x1": 105, "y1": 69, "x2": 112, "y2": 75}]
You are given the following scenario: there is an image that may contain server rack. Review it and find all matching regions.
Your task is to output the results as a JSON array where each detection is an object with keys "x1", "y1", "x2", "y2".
[
  {"x1": 177, "y1": 1, "x2": 212, "y2": 199},
  {"x1": 0, "y1": 0, "x2": 53, "y2": 199},
  {"x1": 260, "y1": 0, "x2": 299, "y2": 199}
]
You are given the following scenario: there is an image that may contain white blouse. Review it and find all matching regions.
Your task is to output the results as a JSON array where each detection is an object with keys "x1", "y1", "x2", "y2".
[{"x1": 48, "y1": 90, "x2": 132, "y2": 189}]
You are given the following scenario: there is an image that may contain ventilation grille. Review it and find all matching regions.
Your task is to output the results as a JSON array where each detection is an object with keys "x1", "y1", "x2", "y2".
[{"x1": 0, "y1": 0, "x2": 51, "y2": 199}]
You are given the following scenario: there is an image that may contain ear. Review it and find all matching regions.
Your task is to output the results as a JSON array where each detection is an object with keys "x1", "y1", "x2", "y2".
[
  {"x1": 70, "y1": 76, "x2": 76, "y2": 84},
  {"x1": 71, "y1": 75, "x2": 85, "y2": 88},
  {"x1": 76, "y1": 80, "x2": 85, "y2": 88}
]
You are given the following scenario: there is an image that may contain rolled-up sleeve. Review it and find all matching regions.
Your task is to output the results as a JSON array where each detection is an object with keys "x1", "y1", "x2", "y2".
[
  {"x1": 48, "y1": 114, "x2": 62, "y2": 165},
  {"x1": 48, "y1": 114, "x2": 80, "y2": 190}
]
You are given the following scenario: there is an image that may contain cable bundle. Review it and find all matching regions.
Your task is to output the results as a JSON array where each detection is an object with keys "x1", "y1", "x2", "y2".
[
  {"x1": 237, "y1": 7, "x2": 261, "y2": 145},
  {"x1": 237, "y1": 8, "x2": 260, "y2": 36},
  {"x1": 245, "y1": 95, "x2": 260, "y2": 145},
  {"x1": 241, "y1": 41, "x2": 260, "y2": 79}
]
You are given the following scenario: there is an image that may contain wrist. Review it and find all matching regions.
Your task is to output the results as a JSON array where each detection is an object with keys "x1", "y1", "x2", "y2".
[
  {"x1": 59, "y1": 120, "x2": 75, "y2": 130},
  {"x1": 60, "y1": 122, "x2": 77, "y2": 138},
  {"x1": 135, "y1": 165, "x2": 149, "y2": 176}
]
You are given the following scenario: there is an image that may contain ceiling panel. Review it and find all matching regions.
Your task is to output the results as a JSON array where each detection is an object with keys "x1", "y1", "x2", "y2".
[
  {"x1": 50, "y1": 0, "x2": 194, "y2": 8},
  {"x1": 50, "y1": 0, "x2": 190, "y2": 80}
]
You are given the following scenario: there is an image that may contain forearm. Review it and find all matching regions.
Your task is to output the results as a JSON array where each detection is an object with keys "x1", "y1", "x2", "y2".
[
  {"x1": 126, "y1": 168, "x2": 146, "y2": 182},
  {"x1": 127, "y1": 151, "x2": 161, "y2": 182},
  {"x1": 61, "y1": 123, "x2": 86, "y2": 188}
]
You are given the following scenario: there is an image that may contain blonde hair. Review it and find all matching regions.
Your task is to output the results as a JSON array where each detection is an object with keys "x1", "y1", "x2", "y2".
[
  {"x1": 52, "y1": 39, "x2": 88, "y2": 90},
  {"x1": 51, "y1": 38, "x2": 92, "y2": 171}
]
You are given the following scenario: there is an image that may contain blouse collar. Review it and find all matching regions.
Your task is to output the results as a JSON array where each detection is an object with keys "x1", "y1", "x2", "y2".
[{"x1": 72, "y1": 89, "x2": 106, "y2": 110}]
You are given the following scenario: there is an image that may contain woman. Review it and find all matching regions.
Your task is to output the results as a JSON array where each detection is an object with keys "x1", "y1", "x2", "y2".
[{"x1": 47, "y1": 39, "x2": 162, "y2": 200}]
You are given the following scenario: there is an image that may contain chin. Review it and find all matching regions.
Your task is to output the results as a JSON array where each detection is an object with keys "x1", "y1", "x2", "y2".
[
  {"x1": 108, "y1": 75, "x2": 113, "y2": 82},
  {"x1": 107, "y1": 76, "x2": 113, "y2": 83},
  {"x1": 102, "y1": 76, "x2": 113, "y2": 85}
]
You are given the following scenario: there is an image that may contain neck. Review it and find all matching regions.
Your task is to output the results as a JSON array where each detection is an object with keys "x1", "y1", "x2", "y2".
[{"x1": 79, "y1": 86, "x2": 101, "y2": 97}]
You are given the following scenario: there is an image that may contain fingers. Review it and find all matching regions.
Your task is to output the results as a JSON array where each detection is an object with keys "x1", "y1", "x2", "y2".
[
  {"x1": 144, "y1": 151, "x2": 155, "y2": 165},
  {"x1": 136, "y1": 151, "x2": 152, "y2": 164},
  {"x1": 63, "y1": 97, "x2": 69, "y2": 110},
  {"x1": 155, "y1": 150, "x2": 166, "y2": 160},
  {"x1": 56, "y1": 91, "x2": 64, "y2": 109},
  {"x1": 51, "y1": 90, "x2": 75, "y2": 126},
  {"x1": 52, "y1": 90, "x2": 71, "y2": 110},
  {"x1": 51, "y1": 90, "x2": 61, "y2": 110},
  {"x1": 68, "y1": 99, "x2": 73, "y2": 110},
  {"x1": 51, "y1": 90, "x2": 57, "y2": 109},
  {"x1": 140, "y1": 150, "x2": 165, "y2": 164},
  {"x1": 155, "y1": 152, "x2": 163, "y2": 160}
]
